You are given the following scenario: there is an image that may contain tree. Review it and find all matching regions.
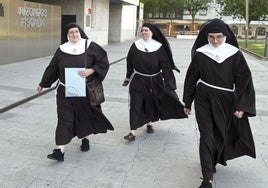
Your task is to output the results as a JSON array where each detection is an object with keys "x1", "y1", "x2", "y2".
[
  {"x1": 140, "y1": 0, "x2": 160, "y2": 21},
  {"x1": 159, "y1": 0, "x2": 184, "y2": 35},
  {"x1": 159, "y1": 0, "x2": 184, "y2": 20},
  {"x1": 141, "y1": 0, "x2": 184, "y2": 21},
  {"x1": 141, "y1": 0, "x2": 184, "y2": 35},
  {"x1": 183, "y1": 0, "x2": 213, "y2": 30},
  {"x1": 216, "y1": 0, "x2": 268, "y2": 23}
]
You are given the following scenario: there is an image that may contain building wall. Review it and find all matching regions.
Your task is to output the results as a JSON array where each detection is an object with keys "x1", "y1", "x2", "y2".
[
  {"x1": 121, "y1": 5, "x2": 137, "y2": 41},
  {"x1": 109, "y1": 3, "x2": 137, "y2": 42},
  {"x1": 26, "y1": 0, "x2": 110, "y2": 45},
  {"x1": 0, "y1": 0, "x2": 61, "y2": 65},
  {"x1": 48, "y1": 0, "x2": 137, "y2": 44},
  {"x1": 0, "y1": 0, "x2": 138, "y2": 65},
  {"x1": 85, "y1": 0, "x2": 109, "y2": 45},
  {"x1": 60, "y1": 0, "x2": 85, "y2": 27},
  {"x1": 121, "y1": 0, "x2": 139, "y2": 6},
  {"x1": 23, "y1": 0, "x2": 85, "y2": 26},
  {"x1": 109, "y1": 3, "x2": 122, "y2": 42}
]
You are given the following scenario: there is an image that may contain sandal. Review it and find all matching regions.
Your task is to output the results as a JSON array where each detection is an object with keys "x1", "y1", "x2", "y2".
[{"x1": 124, "y1": 133, "x2": 135, "y2": 141}]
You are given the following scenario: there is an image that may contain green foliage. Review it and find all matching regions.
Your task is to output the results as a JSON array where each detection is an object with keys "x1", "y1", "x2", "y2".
[
  {"x1": 140, "y1": 0, "x2": 159, "y2": 19},
  {"x1": 184, "y1": 0, "x2": 212, "y2": 17},
  {"x1": 238, "y1": 41, "x2": 265, "y2": 56},
  {"x1": 141, "y1": 0, "x2": 213, "y2": 23},
  {"x1": 141, "y1": 0, "x2": 184, "y2": 20},
  {"x1": 216, "y1": 0, "x2": 268, "y2": 23},
  {"x1": 160, "y1": 0, "x2": 184, "y2": 18},
  {"x1": 183, "y1": 0, "x2": 213, "y2": 25}
]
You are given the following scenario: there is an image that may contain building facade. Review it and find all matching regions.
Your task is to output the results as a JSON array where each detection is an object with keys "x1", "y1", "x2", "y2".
[
  {"x1": 147, "y1": 0, "x2": 268, "y2": 39},
  {"x1": 0, "y1": 0, "x2": 139, "y2": 65}
]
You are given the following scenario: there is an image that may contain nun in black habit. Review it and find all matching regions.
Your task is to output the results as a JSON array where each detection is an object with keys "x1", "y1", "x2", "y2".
[
  {"x1": 183, "y1": 19, "x2": 256, "y2": 188},
  {"x1": 37, "y1": 22, "x2": 114, "y2": 161},
  {"x1": 123, "y1": 23, "x2": 187, "y2": 141}
]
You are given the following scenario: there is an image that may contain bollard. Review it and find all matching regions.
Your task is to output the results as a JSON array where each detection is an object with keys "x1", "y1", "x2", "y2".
[{"x1": 265, "y1": 32, "x2": 268, "y2": 57}]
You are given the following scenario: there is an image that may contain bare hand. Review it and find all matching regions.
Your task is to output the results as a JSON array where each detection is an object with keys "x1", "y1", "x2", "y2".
[
  {"x1": 78, "y1": 68, "x2": 95, "y2": 78},
  {"x1": 183, "y1": 108, "x2": 191, "y2": 115},
  {"x1": 36, "y1": 85, "x2": 43, "y2": 93},
  {"x1": 234, "y1": 111, "x2": 244, "y2": 118}
]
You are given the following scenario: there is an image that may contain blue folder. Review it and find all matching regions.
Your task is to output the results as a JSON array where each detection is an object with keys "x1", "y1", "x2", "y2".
[{"x1": 65, "y1": 68, "x2": 86, "y2": 97}]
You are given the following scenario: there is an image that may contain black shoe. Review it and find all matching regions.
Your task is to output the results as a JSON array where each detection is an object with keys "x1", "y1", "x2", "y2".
[
  {"x1": 80, "y1": 138, "x2": 90, "y2": 152},
  {"x1": 124, "y1": 133, "x2": 135, "y2": 141},
  {"x1": 47, "y1": 149, "x2": 64, "y2": 161},
  {"x1": 147, "y1": 124, "x2": 154, "y2": 133},
  {"x1": 198, "y1": 179, "x2": 212, "y2": 188}
]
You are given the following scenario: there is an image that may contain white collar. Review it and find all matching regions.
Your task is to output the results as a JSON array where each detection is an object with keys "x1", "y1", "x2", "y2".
[
  {"x1": 196, "y1": 40, "x2": 239, "y2": 63},
  {"x1": 60, "y1": 38, "x2": 91, "y2": 55},
  {"x1": 134, "y1": 38, "x2": 162, "y2": 52}
]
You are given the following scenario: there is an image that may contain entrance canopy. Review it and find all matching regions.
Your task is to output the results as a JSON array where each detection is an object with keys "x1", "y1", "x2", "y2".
[{"x1": 110, "y1": 0, "x2": 139, "y2": 5}]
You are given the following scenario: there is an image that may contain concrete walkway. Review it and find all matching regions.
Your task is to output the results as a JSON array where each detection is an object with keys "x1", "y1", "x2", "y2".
[{"x1": 0, "y1": 38, "x2": 267, "y2": 188}]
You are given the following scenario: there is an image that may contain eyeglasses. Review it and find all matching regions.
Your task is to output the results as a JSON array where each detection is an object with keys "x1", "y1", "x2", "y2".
[
  {"x1": 208, "y1": 34, "x2": 224, "y2": 41},
  {"x1": 68, "y1": 30, "x2": 80, "y2": 35}
]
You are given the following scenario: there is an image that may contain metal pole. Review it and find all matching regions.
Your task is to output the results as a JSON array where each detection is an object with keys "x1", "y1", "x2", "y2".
[
  {"x1": 265, "y1": 32, "x2": 268, "y2": 57},
  {"x1": 245, "y1": 0, "x2": 249, "y2": 48}
]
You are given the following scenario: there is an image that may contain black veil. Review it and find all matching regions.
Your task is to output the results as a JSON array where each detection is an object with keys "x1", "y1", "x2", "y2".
[
  {"x1": 142, "y1": 23, "x2": 180, "y2": 72},
  {"x1": 191, "y1": 19, "x2": 239, "y2": 59},
  {"x1": 62, "y1": 22, "x2": 88, "y2": 44}
]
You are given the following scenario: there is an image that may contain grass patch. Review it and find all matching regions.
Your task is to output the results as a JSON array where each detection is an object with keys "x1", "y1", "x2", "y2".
[{"x1": 238, "y1": 41, "x2": 265, "y2": 56}]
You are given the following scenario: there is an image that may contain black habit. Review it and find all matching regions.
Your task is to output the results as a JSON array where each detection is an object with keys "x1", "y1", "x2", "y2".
[
  {"x1": 126, "y1": 44, "x2": 187, "y2": 130},
  {"x1": 39, "y1": 41, "x2": 114, "y2": 145},
  {"x1": 183, "y1": 49, "x2": 256, "y2": 173}
]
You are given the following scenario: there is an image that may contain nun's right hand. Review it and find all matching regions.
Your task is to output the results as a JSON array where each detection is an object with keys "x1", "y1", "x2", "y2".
[
  {"x1": 183, "y1": 108, "x2": 191, "y2": 115},
  {"x1": 122, "y1": 80, "x2": 129, "y2": 86}
]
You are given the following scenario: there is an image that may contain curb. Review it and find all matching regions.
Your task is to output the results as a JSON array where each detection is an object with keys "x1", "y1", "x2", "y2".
[{"x1": 240, "y1": 48, "x2": 268, "y2": 61}]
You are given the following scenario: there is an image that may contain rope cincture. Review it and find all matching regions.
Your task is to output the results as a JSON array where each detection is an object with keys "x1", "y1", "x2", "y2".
[
  {"x1": 127, "y1": 69, "x2": 162, "y2": 109},
  {"x1": 197, "y1": 79, "x2": 235, "y2": 92}
]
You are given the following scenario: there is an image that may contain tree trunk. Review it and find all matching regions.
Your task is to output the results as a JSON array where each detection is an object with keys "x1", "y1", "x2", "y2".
[{"x1": 191, "y1": 14, "x2": 196, "y2": 31}]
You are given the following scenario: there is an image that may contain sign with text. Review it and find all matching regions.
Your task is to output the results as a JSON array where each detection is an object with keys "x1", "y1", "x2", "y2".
[{"x1": 18, "y1": 6, "x2": 47, "y2": 27}]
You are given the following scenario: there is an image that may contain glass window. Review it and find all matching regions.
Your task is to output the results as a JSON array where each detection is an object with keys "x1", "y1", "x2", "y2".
[
  {"x1": 256, "y1": 27, "x2": 266, "y2": 36},
  {"x1": 231, "y1": 25, "x2": 238, "y2": 36},
  {"x1": 242, "y1": 26, "x2": 252, "y2": 35},
  {"x1": 199, "y1": 10, "x2": 207, "y2": 15}
]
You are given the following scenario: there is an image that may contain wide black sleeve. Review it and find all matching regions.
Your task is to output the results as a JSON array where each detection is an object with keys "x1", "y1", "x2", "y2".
[
  {"x1": 39, "y1": 48, "x2": 60, "y2": 88},
  {"x1": 233, "y1": 51, "x2": 256, "y2": 117},
  {"x1": 227, "y1": 52, "x2": 256, "y2": 161},
  {"x1": 126, "y1": 44, "x2": 135, "y2": 79},
  {"x1": 87, "y1": 42, "x2": 109, "y2": 82},
  {"x1": 183, "y1": 53, "x2": 201, "y2": 109}
]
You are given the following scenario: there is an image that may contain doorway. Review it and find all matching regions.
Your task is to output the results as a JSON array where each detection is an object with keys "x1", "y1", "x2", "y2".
[{"x1": 61, "y1": 15, "x2": 76, "y2": 44}]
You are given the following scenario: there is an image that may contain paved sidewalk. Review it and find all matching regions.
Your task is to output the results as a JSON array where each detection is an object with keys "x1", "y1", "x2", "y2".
[{"x1": 0, "y1": 38, "x2": 267, "y2": 188}]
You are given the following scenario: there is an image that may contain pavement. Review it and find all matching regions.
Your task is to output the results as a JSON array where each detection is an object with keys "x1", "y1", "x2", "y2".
[{"x1": 0, "y1": 38, "x2": 268, "y2": 188}]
